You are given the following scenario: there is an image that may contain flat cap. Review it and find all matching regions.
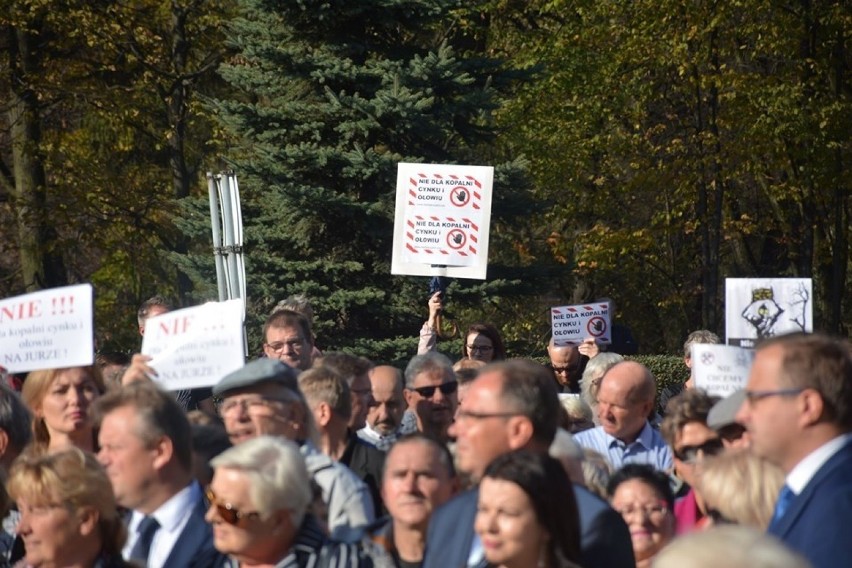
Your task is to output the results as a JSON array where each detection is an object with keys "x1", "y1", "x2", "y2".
[
  {"x1": 213, "y1": 358, "x2": 301, "y2": 397},
  {"x1": 707, "y1": 389, "x2": 746, "y2": 431}
]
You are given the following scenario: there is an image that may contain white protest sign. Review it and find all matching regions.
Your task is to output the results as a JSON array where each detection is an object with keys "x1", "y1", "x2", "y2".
[
  {"x1": 391, "y1": 162, "x2": 493, "y2": 280},
  {"x1": 141, "y1": 299, "x2": 245, "y2": 390},
  {"x1": 691, "y1": 344, "x2": 755, "y2": 397},
  {"x1": 0, "y1": 284, "x2": 94, "y2": 373},
  {"x1": 550, "y1": 303, "x2": 611, "y2": 346},
  {"x1": 725, "y1": 278, "x2": 812, "y2": 348}
]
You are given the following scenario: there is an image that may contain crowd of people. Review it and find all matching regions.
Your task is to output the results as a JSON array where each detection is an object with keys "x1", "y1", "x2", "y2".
[{"x1": 0, "y1": 292, "x2": 849, "y2": 568}]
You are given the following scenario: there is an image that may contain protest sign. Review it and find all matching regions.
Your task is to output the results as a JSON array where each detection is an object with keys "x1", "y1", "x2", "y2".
[
  {"x1": 0, "y1": 284, "x2": 94, "y2": 373},
  {"x1": 392, "y1": 162, "x2": 493, "y2": 280},
  {"x1": 550, "y1": 303, "x2": 611, "y2": 346},
  {"x1": 725, "y1": 278, "x2": 812, "y2": 347},
  {"x1": 141, "y1": 299, "x2": 245, "y2": 390},
  {"x1": 691, "y1": 344, "x2": 754, "y2": 397}
]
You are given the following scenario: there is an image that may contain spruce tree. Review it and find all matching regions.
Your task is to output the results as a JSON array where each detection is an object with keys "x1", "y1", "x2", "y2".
[{"x1": 188, "y1": 0, "x2": 548, "y2": 363}]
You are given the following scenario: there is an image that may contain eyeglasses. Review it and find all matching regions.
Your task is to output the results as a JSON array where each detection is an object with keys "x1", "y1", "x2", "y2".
[
  {"x1": 217, "y1": 396, "x2": 291, "y2": 416},
  {"x1": 264, "y1": 340, "x2": 305, "y2": 353},
  {"x1": 614, "y1": 503, "x2": 669, "y2": 521},
  {"x1": 552, "y1": 363, "x2": 582, "y2": 375},
  {"x1": 466, "y1": 344, "x2": 494, "y2": 353},
  {"x1": 206, "y1": 489, "x2": 261, "y2": 526},
  {"x1": 674, "y1": 438, "x2": 724, "y2": 463},
  {"x1": 411, "y1": 381, "x2": 458, "y2": 399},
  {"x1": 456, "y1": 410, "x2": 521, "y2": 422},
  {"x1": 744, "y1": 388, "x2": 805, "y2": 404}
]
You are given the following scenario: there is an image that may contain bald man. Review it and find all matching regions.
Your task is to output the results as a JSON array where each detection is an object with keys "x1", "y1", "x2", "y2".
[
  {"x1": 357, "y1": 365, "x2": 411, "y2": 450},
  {"x1": 573, "y1": 361, "x2": 672, "y2": 471},
  {"x1": 548, "y1": 338, "x2": 600, "y2": 394}
]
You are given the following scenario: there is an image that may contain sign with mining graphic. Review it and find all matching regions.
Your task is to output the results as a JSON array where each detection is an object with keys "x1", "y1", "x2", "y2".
[{"x1": 392, "y1": 162, "x2": 493, "y2": 280}]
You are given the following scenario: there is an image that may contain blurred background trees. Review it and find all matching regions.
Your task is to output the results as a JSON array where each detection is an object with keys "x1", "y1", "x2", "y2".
[{"x1": 1, "y1": 0, "x2": 849, "y2": 358}]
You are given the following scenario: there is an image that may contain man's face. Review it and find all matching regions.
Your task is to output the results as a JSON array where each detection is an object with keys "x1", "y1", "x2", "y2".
[
  {"x1": 673, "y1": 421, "x2": 722, "y2": 488},
  {"x1": 219, "y1": 383, "x2": 303, "y2": 445},
  {"x1": 596, "y1": 365, "x2": 650, "y2": 442},
  {"x1": 735, "y1": 345, "x2": 802, "y2": 472},
  {"x1": 403, "y1": 369, "x2": 457, "y2": 435},
  {"x1": 97, "y1": 405, "x2": 159, "y2": 513},
  {"x1": 263, "y1": 325, "x2": 313, "y2": 371},
  {"x1": 348, "y1": 372, "x2": 372, "y2": 431},
  {"x1": 449, "y1": 372, "x2": 514, "y2": 481},
  {"x1": 139, "y1": 305, "x2": 169, "y2": 336},
  {"x1": 548, "y1": 344, "x2": 582, "y2": 387},
  {"x1": 367, "y1": 367, "x2": 405, "y2": 436},
  {"x1": 382, "y1": 440, "x2": 454, "y2": 529}
]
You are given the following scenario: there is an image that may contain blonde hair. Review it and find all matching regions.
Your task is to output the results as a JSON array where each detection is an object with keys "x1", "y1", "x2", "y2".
[
  {"x1": 698, "y1": 450, "x2": 784, "y2": 529},
  {"x1": 22, "y1": 366, "x2": 105, "y2": 452},
  {"x1": 8, "y1": 448, "x2": 126, "y2": 555}
]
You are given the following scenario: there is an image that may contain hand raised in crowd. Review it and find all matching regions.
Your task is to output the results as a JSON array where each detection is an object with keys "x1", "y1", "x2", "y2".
[
  {"x1": 120, "y1": 353, "x2": 157, "y2": 386},
  {"x1": 427, "y1": 291, "x2": 443, "y2": 328},
  {"x1": 578, "y1": 337, "x2": 600, "y2": 359}
]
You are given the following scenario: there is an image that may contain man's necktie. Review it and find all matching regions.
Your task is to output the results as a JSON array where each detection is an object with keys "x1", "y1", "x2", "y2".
[
  {"x1": 129, "y1": 515, "x2": 160, "y2": 565},
  {"x1": 771, "y1": 485, "x2": 795, "y2": 525}
]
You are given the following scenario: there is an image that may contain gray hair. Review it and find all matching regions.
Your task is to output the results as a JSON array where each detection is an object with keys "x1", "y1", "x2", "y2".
[
  {"x1": 0, "y1": 382, "x2": 32, "y2": 455},
  {"x1": 579, "y1": 352, "x2": 624, "y2": 413},
  {"x1": 210, "y1": 436, "x2": 312, "y2": 525},
  {"x1": 404, "y1": 352, "x2": 455, "y2": 389},
  {"x1": 683, "y1": 330, "x2": 721, "y2": 358},
  {"x1": 652, "y1": 525, "x2": 810, "y2": 568}
]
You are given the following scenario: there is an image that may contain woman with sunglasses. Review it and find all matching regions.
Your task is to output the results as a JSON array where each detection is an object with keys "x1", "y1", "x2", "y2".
[
  {"x1": 659, "y1": 390, "x2": 723, "y2": 534},
  {"x1": 205, "y1": 435, "x2": 389, "y2": 567},
  {"x1": 607, "y1": 464, "x2": 676, "y2": 568}
]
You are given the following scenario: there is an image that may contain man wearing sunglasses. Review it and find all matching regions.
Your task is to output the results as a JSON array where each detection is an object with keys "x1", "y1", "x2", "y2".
[
  {"x1": 402, "y1": 353, "x2": 458, "y2": 443},
  {"x1": 735, "y1": 333, "x2": 852, "y2": 568},
  {"x1": 660, "y1": 390, "x2": 723, "y2": 534}
]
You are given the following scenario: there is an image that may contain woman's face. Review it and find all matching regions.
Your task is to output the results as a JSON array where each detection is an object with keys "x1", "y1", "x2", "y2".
[
  {"x1": 205, "y1": 467, "x2": 293, "y2": 563},
  {"x1": 17, "y1": 499, "x2": 87, "y2": 567},
  {"x1": 475, "y1": 477, "x2": 548, "y2": 568},
  {"x1": 610, "y1": 479, "x2": 675, "y2": 563},
  {"x1": 38, "y1": 368, "x2": 100, "y2": 440},
  {"x1": 466, "y1": 332, "x2": 495, "y2": 362}
]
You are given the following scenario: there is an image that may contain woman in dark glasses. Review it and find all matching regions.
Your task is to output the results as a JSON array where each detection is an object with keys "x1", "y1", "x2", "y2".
[{"x1": 204, "y1": 435, "x2": 390, "y2": 567}]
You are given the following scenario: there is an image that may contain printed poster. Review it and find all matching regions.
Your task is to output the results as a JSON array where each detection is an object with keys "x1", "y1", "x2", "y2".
[
  {"x1": 0, "y1": 284, "x2": 94, "y2": 373},
  {"x1": 391, "y1": 162, "x2": 493, "y2": 280},
  {"x1": 141, "y1": 299, "x2": 245, "y2": 390},
  {"x1": 550, "y1": 302, "x2": 612, "y2": 347},
  {"x1": 725, "y1": 278, "x2": 812, "y2": 347}
]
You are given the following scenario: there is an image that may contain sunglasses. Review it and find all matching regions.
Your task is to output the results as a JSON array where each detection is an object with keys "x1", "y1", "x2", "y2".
[
  {"x1": 411, "y1": 381, "x2": 458, "y2": 399},
  {"x1": 205, "y1": 489, "x2": 261, "y2": 526},
  {"x1": 674, "y1": 438, "x2": 724, "y2": 463}
]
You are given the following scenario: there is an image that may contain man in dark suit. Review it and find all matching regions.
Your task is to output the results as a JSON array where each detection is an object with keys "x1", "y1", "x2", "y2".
[
  {"x1": 736, "y1": 333, "x2": 852, "y2": 568},
  {"x1": 422, "y1": 359, "x2": 634, "y2": 568},
  {"x1": 94, "y1": 382, "x2": 215, "y2": 567}
]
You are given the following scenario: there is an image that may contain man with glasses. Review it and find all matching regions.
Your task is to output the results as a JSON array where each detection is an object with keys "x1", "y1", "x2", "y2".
[
  {"x1": 214, "y1": 358, "x2": 374, "y2": 541},
  {"x1": 402, "y1": 352, "x2": 458, "y2": 443},
  {"x1": 423, "y1": 359, "x2": 634, "y2": 568},
  {"x1": 262, "y1": 309, "x2": 314, "y2": 371},
  {"x1": 574, "y1": 361, "x2": 673, "y2": 471},
  {"x1": 660, "y1": 390, "x2": 722, "y2": 534},
  {"x1": 735, "y1": 333, "x2": 852, "y2": 568}
]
